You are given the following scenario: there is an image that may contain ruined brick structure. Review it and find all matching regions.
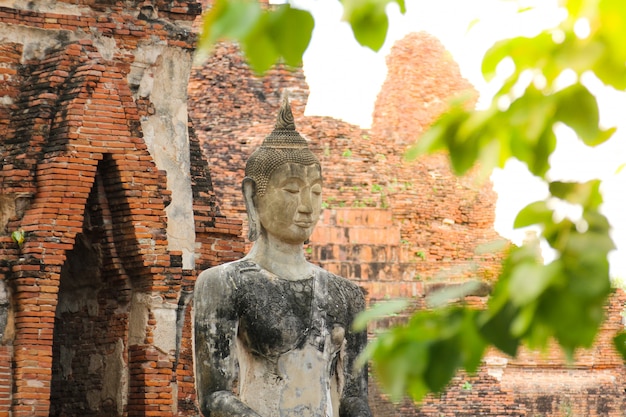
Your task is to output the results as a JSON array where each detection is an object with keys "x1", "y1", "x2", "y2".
[
  {"x1": 0, "y1": 1, "x2": 243, "y2": 416},
  {"x1": 0, "y1": 0, "x2": 624, "y2": 416}
]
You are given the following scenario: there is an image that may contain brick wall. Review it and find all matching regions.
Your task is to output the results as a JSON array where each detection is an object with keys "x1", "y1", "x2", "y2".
[{"x1": 0, "y1": 2, "x2": 243, "y2": 416}]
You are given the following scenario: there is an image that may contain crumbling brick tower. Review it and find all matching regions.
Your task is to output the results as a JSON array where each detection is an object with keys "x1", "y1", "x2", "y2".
[{"x1": 0, "y1": 1, "x2": 243, "y2": 416}]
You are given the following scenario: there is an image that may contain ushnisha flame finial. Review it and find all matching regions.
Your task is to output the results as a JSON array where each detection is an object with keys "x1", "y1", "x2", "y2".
[
  {"x1": 244, "y1": 90, "x2": 320, "y2": 201},
  {"x1": 258, "y1": 92, "x2": 308, "y2": 150},
  {"x1": 275, "y1": 93, "x2": 296, "y2": 131}
]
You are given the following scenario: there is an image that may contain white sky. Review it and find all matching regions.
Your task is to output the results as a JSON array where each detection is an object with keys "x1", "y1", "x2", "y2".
[{"x1": 297, "y1": 0, "x2": 626, "y2": 278}]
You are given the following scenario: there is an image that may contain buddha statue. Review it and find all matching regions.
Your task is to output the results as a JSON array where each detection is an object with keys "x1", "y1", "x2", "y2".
[{"x1": 194, "y1": 97, "x2": 372, "y2": 417}]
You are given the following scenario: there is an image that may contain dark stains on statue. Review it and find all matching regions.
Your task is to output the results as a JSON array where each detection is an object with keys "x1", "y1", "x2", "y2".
[
  {"x1": 226, "y1": 261, "x2": 358, "y2": 360},
  {"x1": 237, "y1": 274, "x2": 312, "y2": 356},
  {"x1": 212, "y1": 304, "x2": 238, "y2": 361},
  {"x1": 212, "y1": 326, "x2": 234, "y2": 361}
]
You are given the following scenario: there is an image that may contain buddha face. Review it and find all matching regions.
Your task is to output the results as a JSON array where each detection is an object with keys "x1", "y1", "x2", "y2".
[{"x1": 255, "y1": 163, "x2": 322, "y2": 245}]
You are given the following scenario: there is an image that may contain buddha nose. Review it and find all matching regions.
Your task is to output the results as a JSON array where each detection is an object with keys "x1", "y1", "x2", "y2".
[{"x1": 298, "y1": 190, "x2": 313, "y2": 214}]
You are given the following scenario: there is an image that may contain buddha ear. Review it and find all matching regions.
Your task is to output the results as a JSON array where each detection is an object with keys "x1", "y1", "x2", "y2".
[{"x1": 242, "y1": 177, "x2": 260, "y2": 242}]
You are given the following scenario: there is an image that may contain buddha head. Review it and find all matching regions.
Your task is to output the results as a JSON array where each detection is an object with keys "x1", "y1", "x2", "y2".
[{"x1": 243, "y1": 96, "x2": 322, "y2": 244}]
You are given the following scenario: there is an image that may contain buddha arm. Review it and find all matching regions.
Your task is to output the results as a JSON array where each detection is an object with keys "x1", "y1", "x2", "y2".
[
  {"x1": 203, "y1": 391, "x2": 260, "y2": 417},
  {"x1": 194, "y1": 267, "x2": 261, "y2": 417},
  {"x1": 340, "y1": 286, "x2": 373, "y2": 417}
]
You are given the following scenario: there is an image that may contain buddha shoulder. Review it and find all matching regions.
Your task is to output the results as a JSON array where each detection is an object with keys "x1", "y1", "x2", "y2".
[
  {"x1": 195, "y1": 260, "x2": 257, "y2": 293},
  {"x1": 313, "y1": 266, "x2": 366, "y2": 310}
]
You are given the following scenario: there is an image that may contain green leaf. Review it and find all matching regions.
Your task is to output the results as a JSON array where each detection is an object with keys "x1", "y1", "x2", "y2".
[
  {"x1": 565, "y1": 0, "x2": 585, "y2": 17},
  {"x1": 613, "y1": 332, "x2": 626, "y2": 361},
  {"x1": 425, "y1": 339, "x2": 461, "y2": 392},
  {"x1": 592, "y1": 53, "x2": 626, "y2": 89},
  {"x1": 410, "y1": 122, "x2": 446, "y2": 156},
  {"x1": 482, "y1": 39, "x2": 510, "y2": 82},
  {"x1": 365, "y1": 307, "x2": 488, "y2": 403},
  {"x1": 268, "y1": 5, "x2": 314, "y2": 67},
  {"x1": 480, "y1": 302, "x2": 520, "y2": 356},
  {"x1": 405, "y1": 118, "x2": 450, "y2": 161},
  {"x1": 11, "y1": 229, "x2": 24, "y2": 247},
  {"x1": 509, "y1": 261, "x2": 560, "y2": 306},
  {"x1": 514, "y1": 200, "x2": 553, "y2": 229},
  {"x1": 406, "y1": 378, "x2": 430, "y2": 404},
  {"x1": 507, "y1": 85, "x2": 555, "y2": 146},
  {"x1": 394, "y1": 340, "x2": 429, "y2": 389},
  {"x1": 525, "y1": 319, "x2": 552, "y2": 351},
  {"x1": 352, "y1": 299, "x2": 409, "y2": 331},
  {"x1": 549, "y1": 180, "x2": 603, "y2": 209},
  {"x1": 466, "y1": 18, "x2": 480, "y2": 34},
  {"x1": 538, "y1": 288, "x2": 603, "y2": 353},
  {"x1": 598, "y1": 0, "x2": 626, "y2": 74},
  {"x1": 197, "y1": 1, "x2": 313, "y2": 73},
  {"x1": 529, "y1": 127, "x2": 557, "y2": 177},
  {"x1": 554, "y1": 83, "x2": 614, "y2": 146},
  {"x1": 510, "y1": 302, "x2": 536, "y2": 337},
  {"x1": 341, "y1": 0, "x2": 390, "y2": 51},
  {"x1": 482, "y1": 33, "x2": 556, "y2": 82},
  {"x1": 459, "y1": 311, "x2": 487, "y2": 373},
  {"x1": 502, "y1": 84, "x2": 559, "y2": 176},
  {"x1": 367, "y1": 329, "x2": 429, "y2": 402},
  {"x1": 447, "y1": 132, "x2": 481, "y2": 176},
  {"x1": 394, "y1": 0, "x2": 406, "y2": 13},
  {"x1": 561, "y1": 231, "x2": 613, "y2": 297},
  {"x1": 241, "y1": 13, "x2": 280, "y2": 73},
  {"x1": 196, "y1": 0, "x2": 261, "y2": 59}
]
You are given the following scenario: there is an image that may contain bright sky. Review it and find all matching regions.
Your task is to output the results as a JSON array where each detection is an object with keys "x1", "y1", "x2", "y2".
[{"x1": 297, "y1": 0, "x2": 626, "y2": 278}]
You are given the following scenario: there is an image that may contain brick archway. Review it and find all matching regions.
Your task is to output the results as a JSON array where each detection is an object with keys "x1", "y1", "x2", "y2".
[
  {"x1": 48, "y1": 156, "x2": 172, "y2": 416},
  {"x1": 4, "y1": 43, "x2": 183, "y2": 415}
]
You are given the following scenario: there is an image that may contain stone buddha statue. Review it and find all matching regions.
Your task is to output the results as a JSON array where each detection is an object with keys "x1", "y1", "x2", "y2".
[{"x1": 194, "y1": 97, "x2": 372, "y2": 417}]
